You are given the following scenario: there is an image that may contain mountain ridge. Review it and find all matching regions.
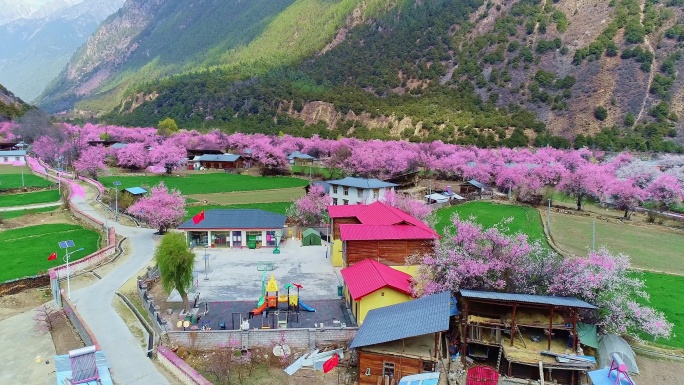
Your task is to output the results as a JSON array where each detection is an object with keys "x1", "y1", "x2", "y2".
[{"x1": 39, "y1": 0, "x2": 684, "y2": 152}]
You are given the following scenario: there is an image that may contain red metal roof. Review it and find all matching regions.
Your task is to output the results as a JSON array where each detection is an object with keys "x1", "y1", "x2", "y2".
[
  {"x1": 329, "y1": 201, "x2": 440, "y2": 241},
  {"x1": 341, "y1": 259, "x2": 413, "y2": 300},
  {"x1": 340, "y1": 224, "x2": 439, "y2": 240}
]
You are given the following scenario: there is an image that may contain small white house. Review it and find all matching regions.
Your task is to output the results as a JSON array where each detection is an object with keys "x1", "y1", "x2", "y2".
[
  {"x1": 325, "y1": 177, "x2": 398, "y2": 205},
  {"x1": 0, "y1": 150, "x2": 26, "y2": 165}
]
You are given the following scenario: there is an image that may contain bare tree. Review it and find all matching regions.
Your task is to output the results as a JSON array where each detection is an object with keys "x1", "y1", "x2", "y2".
[{"x1": 33, "y1": 303, "x2": 60, "y2": 332}]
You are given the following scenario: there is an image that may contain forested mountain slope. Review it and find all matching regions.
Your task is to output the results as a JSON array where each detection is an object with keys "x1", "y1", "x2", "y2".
[
  {"x1": 0, "y1": 84, "x2": 32, "y2": 121},
  {"x1": 41, "y1": 0, "x2": 684, "y2": 151}
]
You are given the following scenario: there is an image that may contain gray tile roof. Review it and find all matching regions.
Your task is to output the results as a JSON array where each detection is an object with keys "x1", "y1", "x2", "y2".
[
  {"x1": 111, "y1": 143, "x2": 128, "y2": 149},
  {"x1": 178, "y1": 209, "x2": 287, "y2": 230},
  {"x1": 459, "y1": 289, "x2": 598, "y2": 309},
  {"x1": 288, "y1": 151, "x2": 316, "y2": 160},
  {"x1": 325, "y1": 177, "x2": 398, "y2": 189},
  {"x1": 197, "y1": 154, "x2": 242, "y2": 162},
  {"x1": 349, "y1": 291, "x2": 451, "y2": 349}
]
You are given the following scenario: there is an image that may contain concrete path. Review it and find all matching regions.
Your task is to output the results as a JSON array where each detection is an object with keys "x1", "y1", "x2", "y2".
[
  {"x1": 0, "y1": 308, "x2": 57, "y2": 385},
  {"x1": 68, "y1": 192, "x2": 170, "y2": 384}
]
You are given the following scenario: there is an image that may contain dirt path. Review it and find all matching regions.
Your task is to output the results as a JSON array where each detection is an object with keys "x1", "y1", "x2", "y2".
[{"x1": 634, "y1": 0, "x2": 656, "y2": 126}]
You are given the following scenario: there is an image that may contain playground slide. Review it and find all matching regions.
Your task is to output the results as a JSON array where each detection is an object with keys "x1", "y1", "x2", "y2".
[
  {"x1": 252, "y1": 297, "x2": 267, "y2": 315},
  {"x1": 299, "y1": 301, "x2": 315, "y2": 312}
]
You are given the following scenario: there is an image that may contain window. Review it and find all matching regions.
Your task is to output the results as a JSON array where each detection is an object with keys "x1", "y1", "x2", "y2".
[
  {"x1": 343, "y1": 200, "x2": 348, "y2": 205},
  {"x1": 357, "y1": 189, "x2": 363, "y2": 198},
  {"x1": 333, "y1": 198, "x2": 338, "y2": 205},
  {"x1": 373, "y1": 189, "x2": 380, "y2": 198},
  {"x1": 422, "y1": 360, "x2": 435, "y2": 372},
  {"x1": 343, "y1": 187, "x2": 349, "y2": 196},
  {"x1": 265, "y1": 230, "x2": 277, "y2": 246},
  {"x1": 15, "y1": 157, "x2": 20, "y2": 161},
  {"x1": 3, "y1": 157, "x2": 7, "y2": 162},
  {"x1": 333, "y1": 186, "x2": 338, "y2": 194},
  {"x1": 383, "y1": 362, "x2": 395, "y2": 378}
]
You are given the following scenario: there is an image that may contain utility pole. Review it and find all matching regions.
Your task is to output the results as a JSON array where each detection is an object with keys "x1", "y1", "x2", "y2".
[{"x1": 546, "y1": 199, "x2": 551, "y2": 236}]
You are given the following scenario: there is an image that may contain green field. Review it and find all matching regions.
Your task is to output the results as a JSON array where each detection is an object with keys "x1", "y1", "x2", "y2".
[
  {"x1": 549, "y1": 212, "x2": 684, "y2": 274},
  {"x1": 0, "y1": 224, "x2": 101, "y2": 282},
  {"x1": 184, "y1": 202, "x2": 291, "y2": 221},
  {"x1": 290, "y1": 165, "x2": 339, "y2": 179},
  {"x1": 99, "y1": 173, "x2": 308, "y2": 195},
  {"x1": 0, "y1": 166, "x2": 54, "y2": 190},
  {"x1": 0, "y1": 190, "x2": 60, "y2": 207},
  {"x1": 636, "y1": 272, "x2": 684, "y2": 349},
  {"x1": 0, "y1": 206, "x2": 59, "y2": 220},
  {"x1": 435, "y1": 202, "x2": 547, "y2": 245}
]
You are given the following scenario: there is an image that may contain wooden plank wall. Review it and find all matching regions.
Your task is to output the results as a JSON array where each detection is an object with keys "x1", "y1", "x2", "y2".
[
  {"x1": 357, "y1": 351, "x2": 423, "y2": 385},
  {"x1": 333, "y1": 217, "x2": 361, "y2": 239},
  {"x1": 346, "y1": 240, "x2": 435, "y2": 265}
]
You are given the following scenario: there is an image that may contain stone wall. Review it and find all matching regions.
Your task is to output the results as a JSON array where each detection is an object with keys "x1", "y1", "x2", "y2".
[
  {"x1": 62, "y1": 293, "x2": 98, "y2": 348},
  {"x1": 167, "y1": 327, "x2": 357, "y2": 350},
  {"x1": 157, "y1": 346, "x2": 212, "y2": 385}
]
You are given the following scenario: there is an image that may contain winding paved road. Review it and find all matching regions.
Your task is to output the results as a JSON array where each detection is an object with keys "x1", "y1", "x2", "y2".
[{"x1": 65, "y1": 188, "x2": 170, "y2": 383}]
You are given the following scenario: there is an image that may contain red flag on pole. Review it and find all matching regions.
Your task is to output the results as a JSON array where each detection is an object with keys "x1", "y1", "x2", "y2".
[
  {"x1": 47, "y1": 252, "x2": 57, "y2": 261},
  {"x1": 322, "y1": 353, "x2": 339, "y2": 373},
  {"x1": 192, "y1": 210, "x2": 205, "y2": 225}
]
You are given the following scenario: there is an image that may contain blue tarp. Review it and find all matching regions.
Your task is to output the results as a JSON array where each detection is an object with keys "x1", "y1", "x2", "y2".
[{"x1": 398, "y1": 372, "x2": 440, "y2": 385}]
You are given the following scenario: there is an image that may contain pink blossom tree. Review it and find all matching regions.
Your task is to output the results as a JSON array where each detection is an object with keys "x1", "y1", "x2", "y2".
[
  {"x1": 646, "y1": 174, "x2": 683, "y2": 210},
  {"x1": 287, "y1": 184, "x2": 331, "y2": 227},
  {"x1": 604, "y1": 178, "x2": 646, "y2": 219},
  {"x1": 548, "y1": 249, "x2": 672, "y2": 339},
  {"x1": 73, "y1": 146, "x2": 108, "y2": 179},
  {"x1": 115, "y1": 142, "x2": 150, "y2": 169},
  {"x1": 149, "y1": 143, "x2": 186, "y2": 174},
  {"x1": 381, "y1": 189, "x2": 433, "y2": 222},
  {"x1": 414, "y1": 217, "x2": 672, "y2": 340},
  {"x1": 556, "y1": 163, "x2": 604, "y2": 210},
  {"x1": 127, "y1": 182, "x2": 185, "y2": 233}
]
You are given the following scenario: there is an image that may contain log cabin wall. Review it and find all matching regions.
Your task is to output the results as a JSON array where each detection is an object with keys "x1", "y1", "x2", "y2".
[
  {"x1": 346, "y1": 239, "x2": 435, "y2": 266},
  {"x1": 357, "y1": 350, "x2": 423, "y2": 385},
  {"x1": 333, "y1": 217, "x2": 362, "y2": 239}
]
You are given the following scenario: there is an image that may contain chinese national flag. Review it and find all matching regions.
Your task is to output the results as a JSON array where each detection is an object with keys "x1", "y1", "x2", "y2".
[
  {"x1": 192, "y1": 210, "x2": 205, "y2": 225},
  {"x1": 47, "y1": 252, "x2": 57, "y2": 261},
  {"x1": 322, "y1": 353, "x2": 339, "y2": 373}
]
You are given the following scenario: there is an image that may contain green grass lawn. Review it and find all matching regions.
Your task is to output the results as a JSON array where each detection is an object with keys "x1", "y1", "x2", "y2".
[
  {"x1": 0, "y1": 190, "x2": 60, "y2": 207},
  {"x1": 0, "y1": 206, "x2": 59, "y2": 220},
  {"x1": 0, "y1": 224, "x2": 101, "y2": 282},
  {"x1": 434, "y1": 202, "x2": 547, "y2": 245},
  {"x1": 290, "y1": 165, "x2": 339, "y2": 179},
  {"x1": 99, "y1": 173, "x2": 308, "y2": 195},
  {"x1": 635, "y1": 271, "x2": 684, "y2": 349},
  {"x1": 0, "y1": 166, "x2": 54, "y2": 190},
  {"x1": 184, "y1": 202, "x2": 291, "y2": 221},
  {"x1": 549, "y1": 212, "x2": 684, "y2": 274}
]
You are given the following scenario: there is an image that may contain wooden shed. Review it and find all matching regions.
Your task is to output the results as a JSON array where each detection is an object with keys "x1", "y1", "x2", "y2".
[{"x1": 302, "y1": 228, "x2": 321, "y2": 246}]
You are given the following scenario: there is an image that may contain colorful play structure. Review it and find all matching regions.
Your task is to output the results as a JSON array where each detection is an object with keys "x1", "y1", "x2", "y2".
[{"x1": 252, "y1": 273, "x2": 316, "y2": 315}]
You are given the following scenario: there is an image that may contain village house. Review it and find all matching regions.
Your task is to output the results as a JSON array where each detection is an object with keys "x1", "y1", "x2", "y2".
[
  {"x1": 0, "y1": 149, "x2": 26, "y2": 165},
  {"x1": 327, "y1": 201, "x2": 440, "y2": 267},
  {"x1": 178, "y1": 209, "x2": 287, "y2": 249},
  {"x1": 349, "y1": 291, "x2": 452, "y2": 385},
  {"x1": 340, "y1": 259, "x2": 413, "y2": 325},
  {"x1": 325, "y1": 177, "x2": 398, "y2": 205}
]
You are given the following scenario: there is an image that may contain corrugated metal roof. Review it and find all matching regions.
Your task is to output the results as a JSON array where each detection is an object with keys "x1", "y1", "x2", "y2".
[
  {"x1": 197, "y1": 154, "x2": 241, "y2": 162},
  {"x1": 459, "y1": 289, "x2": 598, "y2": 309},
  {"x1": 0, "y1": 150, "x2": 26, "y2": 156},
  {"x1": 124, "y1": 187, "x2": 147, "y2": 195},
  {"x1": 467, "y1": 179, "x2": 486, "y2": 189},
  {"x1": 349, "y1": 291, "x2": 451, "y2": 349},
  {"x1": 340, "y1": 224, "x2": 439, "y2": 241},
  {"x1": 341, "y1": 259, "x2": 412, "y2": 300},
  {"x1": 110, "y1": 143, "x2": 127, "y2": 149},
  {"x1": 325, "y1": 177, "x2": 398, "y2": 189},
  {"x1": 288, "y1": 151, "x2": 316, "y2": 160},
  {"x1": 328, "y1": 205, "x2": 365, "y2": 218},
  {"x1": 178, "y1": 209, "x2": 287, "y2": 230}
]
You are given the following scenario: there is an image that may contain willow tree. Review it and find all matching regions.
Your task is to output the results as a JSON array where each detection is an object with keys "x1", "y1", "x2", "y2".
[{"x1": 155, "y1": 232, "x2": 195, "y2": 312}]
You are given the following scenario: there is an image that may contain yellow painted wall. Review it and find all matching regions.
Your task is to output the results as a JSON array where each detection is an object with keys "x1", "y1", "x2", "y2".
[
  {"x1": 357, "y1": 288, "x2": 411, "y2": 325},
  {"x1": 331, "y1": 239, "x2": 344, "y2": 267},
  {"x1": 391, "y1": 265, "x2": 420, "y2": 278}
]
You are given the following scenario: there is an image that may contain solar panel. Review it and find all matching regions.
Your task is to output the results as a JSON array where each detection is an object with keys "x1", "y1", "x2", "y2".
[{"x1": 58, "y1": 240, "x2": 75, "y2": 249}]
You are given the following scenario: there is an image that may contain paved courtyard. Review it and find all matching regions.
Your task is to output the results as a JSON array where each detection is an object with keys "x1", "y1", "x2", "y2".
[{"x1": 167, "y1": 239, "x2": 342, "y2": 303}]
